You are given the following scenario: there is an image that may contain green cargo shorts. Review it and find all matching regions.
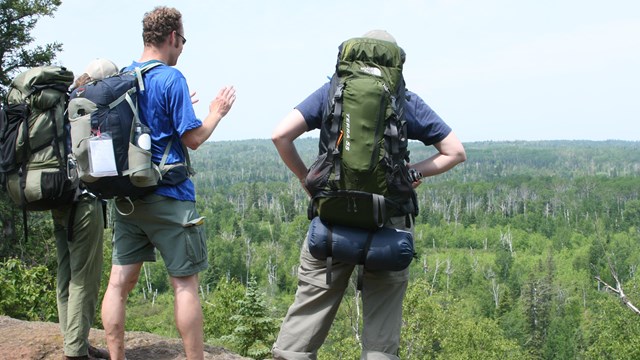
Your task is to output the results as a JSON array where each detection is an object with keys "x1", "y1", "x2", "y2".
[{"x1": 112, "y1": 194, "x2": 208, "y2": 277}]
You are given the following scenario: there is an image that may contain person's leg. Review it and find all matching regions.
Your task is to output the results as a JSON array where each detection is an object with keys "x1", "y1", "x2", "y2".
[
  {"x1": 52, "y1": 196, "x2": 105, "y2": 357},
  {"x1": 360, "y1": 269, "x2": 408, "y2": 360},
  {"x1": 136, "y1": 195, "x2": 208, "y2": 359},
  {"x1": 171, "y1": 274, "x2": 204, "y2": 360},
  {"x1": 101, "y1": 263, "x2": 143, "y2": 360},
  {"x1": 360, "y1": 215, "x2": 412, "y2": 360},
  {"x1": 272, "y1": 241, "x2": 354, "y2": 360},
  {"x1": 105, "y1": 196, "x2": 158, "y2": 359},
  {"x1": 52, "y1": 206, "x2": 72, "y2": 353},
  {"x1": 65, "y1": 196, "x2": 105, "y2": 356}
]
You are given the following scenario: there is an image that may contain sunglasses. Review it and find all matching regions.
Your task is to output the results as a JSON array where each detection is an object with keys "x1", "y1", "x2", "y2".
[{"x1": 175, "y1": 31, "x2": 187, "y2": 45}]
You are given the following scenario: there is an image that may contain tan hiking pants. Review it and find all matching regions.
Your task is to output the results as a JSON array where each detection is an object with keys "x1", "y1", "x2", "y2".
[
  {"x1": 273, "y1": 216, "x2": 411, "y2": 360},
  {"x1": 52, "y1": 195, "x2": 104, "y2": 357}
]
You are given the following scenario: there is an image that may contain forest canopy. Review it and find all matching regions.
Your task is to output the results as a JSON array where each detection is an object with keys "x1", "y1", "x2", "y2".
[{"x1": 1, "y1": 139, "x2": 639, "y2": 359}]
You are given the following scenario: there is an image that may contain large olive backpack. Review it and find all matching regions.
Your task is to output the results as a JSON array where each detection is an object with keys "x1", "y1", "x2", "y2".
[
  {"x1": 305, "y1": 37, "x2": 418, "y2": 230},
  {"x1": 0, "y1": 66, "x2": 77, "y2": 211}
]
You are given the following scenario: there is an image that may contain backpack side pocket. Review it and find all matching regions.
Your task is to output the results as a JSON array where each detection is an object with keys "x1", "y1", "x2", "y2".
[
  {"x1": 305, "y1": 152, "x2": 332, "y2": 196},
  {"x1": 127, "y1": 143, "x2": 159, "y2": 187},
  {"x1": 69, "y1": 114, "x2": 97, "y2": 183}
]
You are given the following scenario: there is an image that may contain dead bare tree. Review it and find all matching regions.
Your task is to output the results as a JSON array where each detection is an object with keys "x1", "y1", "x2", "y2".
[
  {"x1": 142, "y1": 263, "x2": 157, "y2": 305},
  {"x1": 341, "y1": 278, "x2": 363, "y2": 349},
  {"x1": 430, "y1": 258, "x2": 444, "y2": 295},
  {"x1": 469, "y1": 248, "x2": 479, "y2": 272},
  {"x1": 500, "y1": 228, "x2": 514, "y2": 256},
  {"x1": 595, "y1": 262, "x2": 640, "y2": 316},
  {"x1": 444, "y1": 257, "x2": 454, "y2": 293},
  {"x1": 244, "y1": 235, "x2": 252, "y2": 284},
  {"x1": 484, "y1": 267, "x2": 500, "y2": 308}
]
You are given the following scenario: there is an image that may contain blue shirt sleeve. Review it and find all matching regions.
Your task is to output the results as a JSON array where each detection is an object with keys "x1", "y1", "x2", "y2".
[
  {"x1": 165, "y1": 76, "x2": 202, "y2": 137},
  {"x1": 405, "y1": 91, "x2": 451, "y2": 146},
  {"x1": 295, "y1": 83, "x2": 330, "y2": 131}
]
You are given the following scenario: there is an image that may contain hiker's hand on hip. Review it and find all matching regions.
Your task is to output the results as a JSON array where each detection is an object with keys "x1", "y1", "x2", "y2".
[
  {"x1": 210, "y1": 86, "x2": 236, "y2": 118},
  {"x1": 300, "y1": 179, "x2": 311, "y2": 198}
]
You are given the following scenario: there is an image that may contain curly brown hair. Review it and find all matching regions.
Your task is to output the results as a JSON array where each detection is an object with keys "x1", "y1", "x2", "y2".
[
  {"x1": 72, "y1": 73, "x2": 92, "y2": 89},
  {"x1": 142, "y1": 6, "x2": 183, "y2": 46}
]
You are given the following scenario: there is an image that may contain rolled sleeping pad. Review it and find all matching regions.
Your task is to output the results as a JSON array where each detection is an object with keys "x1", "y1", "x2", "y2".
[{"x1": 307, "y1": 216, "x2": 415, "y2": 271}]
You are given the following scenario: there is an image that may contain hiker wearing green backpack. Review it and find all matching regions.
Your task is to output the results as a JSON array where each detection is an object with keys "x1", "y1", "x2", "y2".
[
  {"x1": 52, "y1": 58, "x2": 117, "y2": 360},
  {"x1": 99, "y1": 7, "x2": 235, "y2": 360},
  {"x1": 271, "y1": 30, "x2": 466, "y2": 359},
  {"x1": 0, "y1": 59, "x2": 115, "y2": 360}
]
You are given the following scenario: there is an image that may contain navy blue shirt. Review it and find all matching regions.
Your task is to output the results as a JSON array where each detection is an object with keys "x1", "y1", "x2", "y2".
[{"x1": 296, "y1": 82, "x2": 451, "y2": 146}]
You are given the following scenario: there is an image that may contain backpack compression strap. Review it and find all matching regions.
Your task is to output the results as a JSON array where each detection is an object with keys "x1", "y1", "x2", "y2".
[
  {"x1": 325, "y1": 83, "x2": 344, "y2": 182},
  {"x1": 18, "y1": 110, "x2": 30, "y2": 243},
  {"x1": 325, "y1": 224, "x2": 334, "y2": 285},
  {"x1": 384, "y1": 90, "x2": 402, "y2": 156},
  {"x1": 310, "y1": 190, "x2": 390, "y2": 228}
]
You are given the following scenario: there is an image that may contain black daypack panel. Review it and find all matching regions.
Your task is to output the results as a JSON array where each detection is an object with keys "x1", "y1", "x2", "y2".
[{"x1": 0, "y1": 103, "x2": 28, "y2": 175}]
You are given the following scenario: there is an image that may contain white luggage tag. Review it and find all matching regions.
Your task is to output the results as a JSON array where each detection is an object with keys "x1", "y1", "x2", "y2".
[{"x1": 88, "y1": 133, "x2": 118, "y2": 177}]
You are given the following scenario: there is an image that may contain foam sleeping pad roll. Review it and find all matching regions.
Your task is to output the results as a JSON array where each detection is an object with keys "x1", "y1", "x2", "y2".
[{"x1": 307, "y1": 216, "x2": 415, "y2": 271}]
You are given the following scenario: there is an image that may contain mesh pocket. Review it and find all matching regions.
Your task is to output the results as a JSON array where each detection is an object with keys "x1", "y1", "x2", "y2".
[
  {"x1": 305, "y1": 153, "x2": 332, "y2": 195},
  {"x1": 39, "y1": 170, "x2": 69, "y2": 200},
  {"x1": 0, "y1": 104, "x2": 27, "y2": 172},
  {"x1": 7, "y1": 168, "x2": 75, "y2": 210}
]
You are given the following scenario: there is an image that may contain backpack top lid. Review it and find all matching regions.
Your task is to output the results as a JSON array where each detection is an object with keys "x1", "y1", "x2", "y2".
[
  {"x1": 9, "y1": 66, "x2": 74, "y2": 99},
  {"x1": 335, "y1": 36, "x2": 406, "y2": 96},
  {"x1": 337, "y1": 30, "x2": 406, "y2": 72}
]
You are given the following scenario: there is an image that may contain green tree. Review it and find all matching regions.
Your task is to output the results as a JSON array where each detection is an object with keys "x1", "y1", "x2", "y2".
[
  {"x1": 520, "y1": 254, "x2": 555, "y2": 358},
  {"x1": 401, "y1": 278, "x2": 526, "y2": 359},
  {"x1": 542, "y1": 299, "x2": 584, "y2": 360},
  {"x1": 584, "y1": 294, "x2": 640, "y2": 359},
  {"x1": 223, "y1": 277, "x2": 278, "y2": 359},
  {"x1": 202, "y1": 277, "x2": 246, "y2": 341},
  {"x1": 622, "y1": 199, "x2": 640, "y2": 230},
  {"x1": 0, "y1": 0, "x2": 63, "y2": 95},
  {"x1": 0, "y1": 258, "x2": 57, "y2": 321}
]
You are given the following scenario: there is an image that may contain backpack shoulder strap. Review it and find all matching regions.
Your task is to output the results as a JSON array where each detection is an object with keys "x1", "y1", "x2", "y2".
[
  {"x1": 135, "y1": 61, "x2": 165, "y2": 91},
  {"x1": 157, "y1": 138, "x2": 195, "y2": 177}
]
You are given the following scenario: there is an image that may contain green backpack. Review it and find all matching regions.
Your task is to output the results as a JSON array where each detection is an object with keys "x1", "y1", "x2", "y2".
[
  {"x1": 305, "y1": 37, "x2": 418, "y2": 230},
  {"x1": 0, "y1": 66, "x2": 78, "y2": 211}
]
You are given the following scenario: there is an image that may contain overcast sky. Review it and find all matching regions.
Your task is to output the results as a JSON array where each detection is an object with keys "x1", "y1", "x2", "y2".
[{"x1": 33, "y1": 0, "x2": 640, "y2": 143}]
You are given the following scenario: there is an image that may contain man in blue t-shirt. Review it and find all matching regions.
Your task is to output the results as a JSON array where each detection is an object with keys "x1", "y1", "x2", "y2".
[
  {"x1": 100, "y1": 6, "x2": 235, "y2": 360},
  {"x1": 271, "y1": 30, "x2": 466, "y2": 359}
]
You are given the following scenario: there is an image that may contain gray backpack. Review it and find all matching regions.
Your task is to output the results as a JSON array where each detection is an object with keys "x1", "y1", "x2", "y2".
[{"x1": 0, "y1": 66, "x2": 78, "y2": 211}]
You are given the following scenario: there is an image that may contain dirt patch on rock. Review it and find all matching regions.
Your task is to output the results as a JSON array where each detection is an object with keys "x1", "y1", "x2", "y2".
[{"x1": 0, "y1": 316, "x2": 250, "y2": 360}]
